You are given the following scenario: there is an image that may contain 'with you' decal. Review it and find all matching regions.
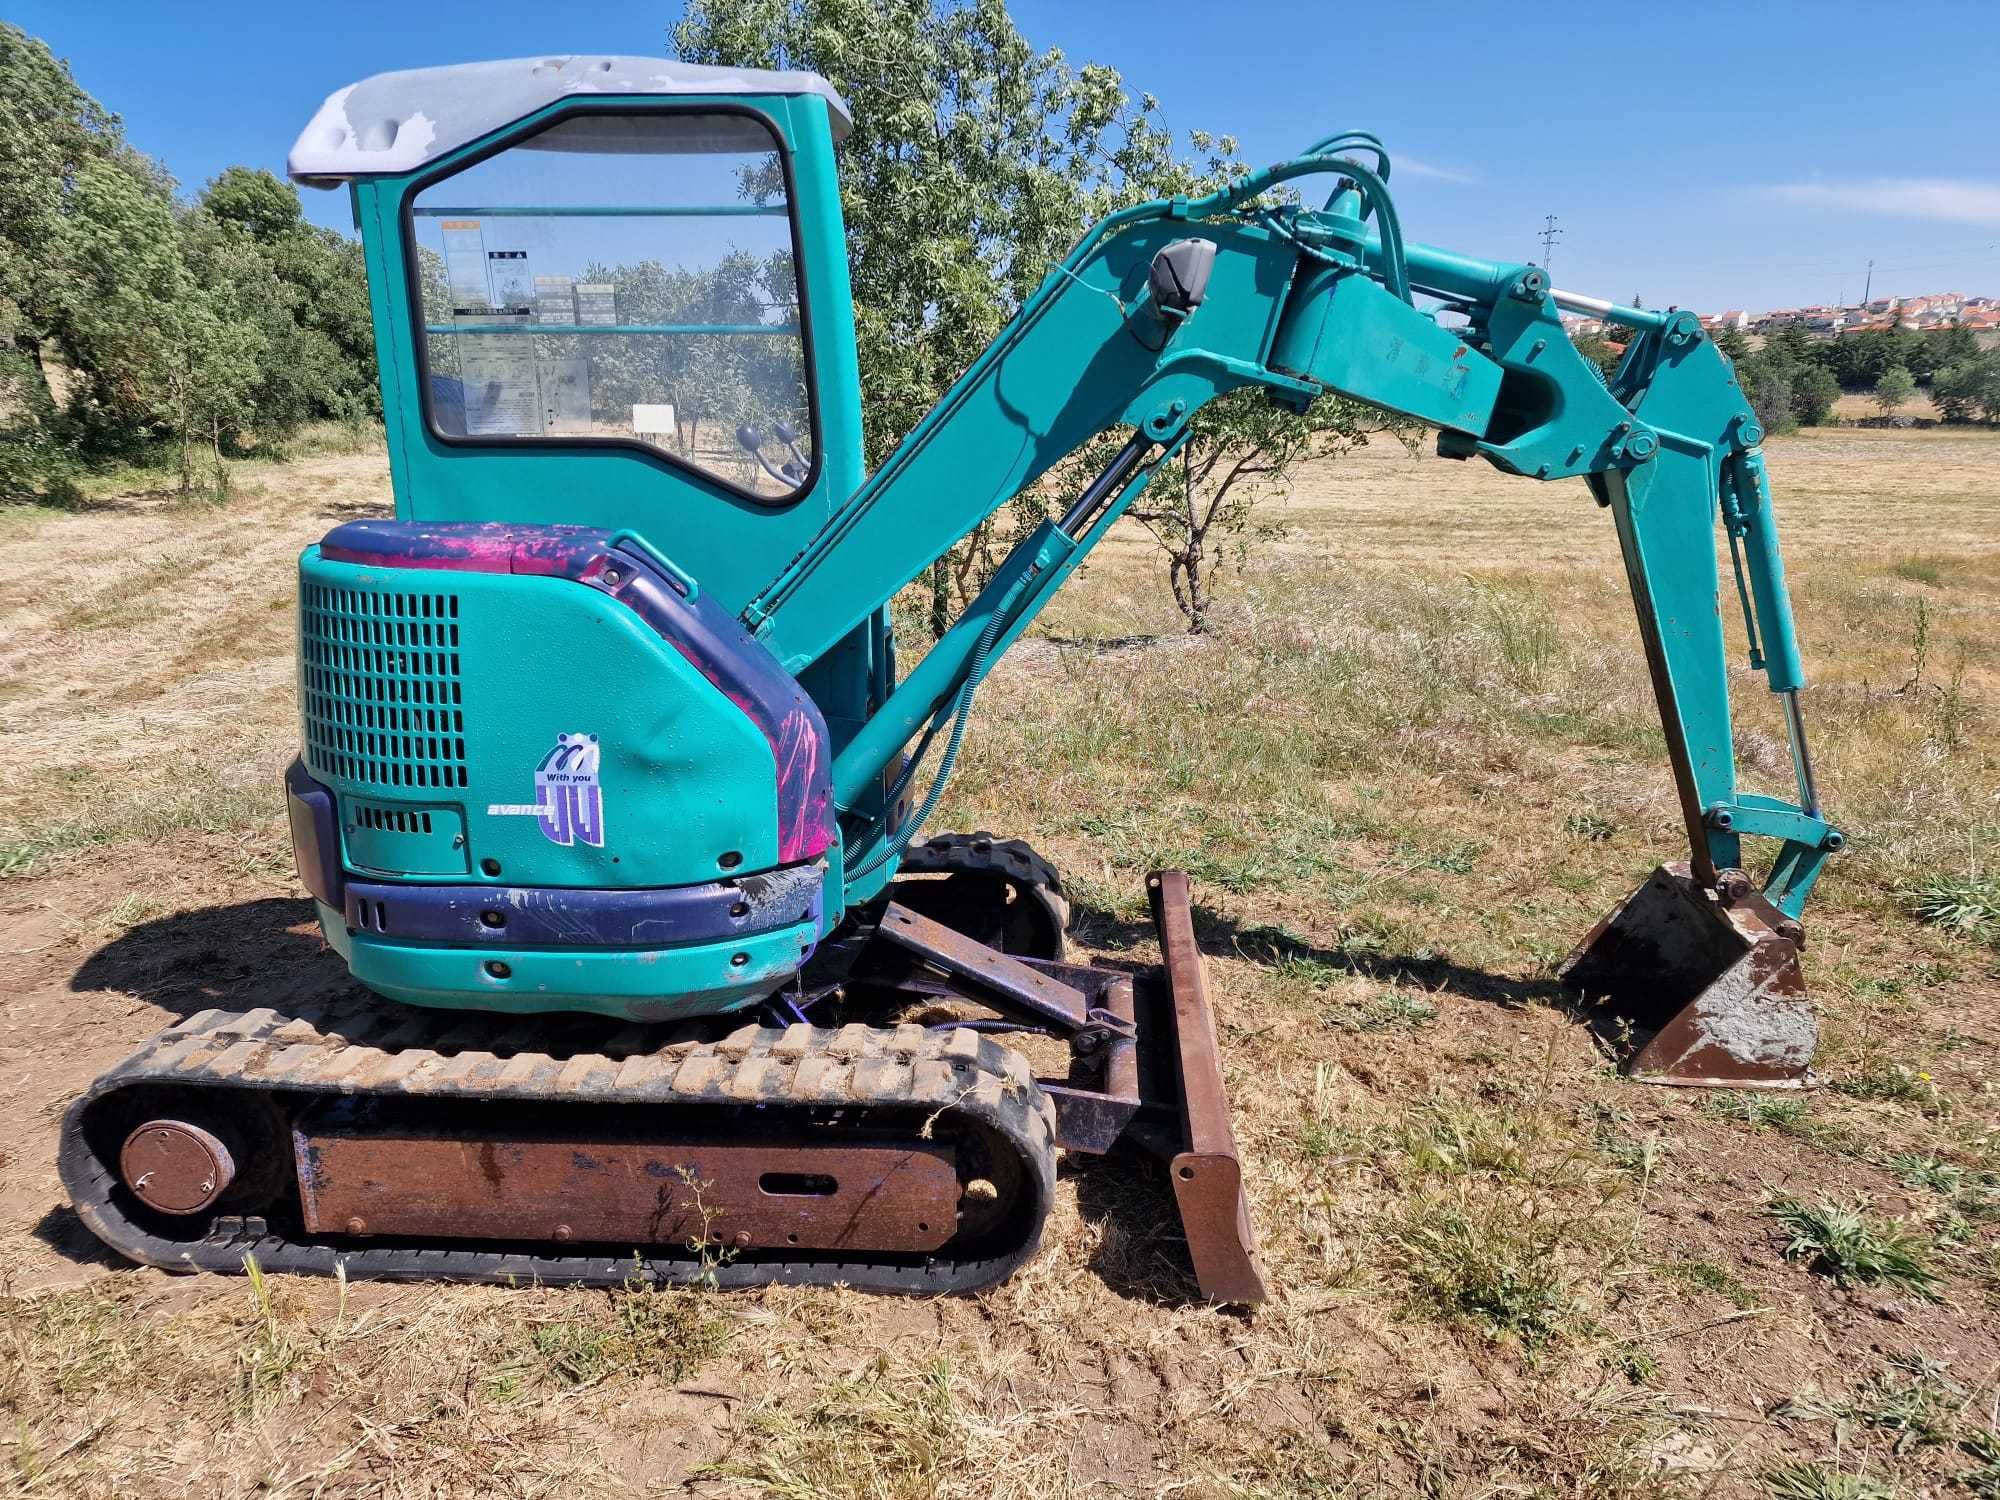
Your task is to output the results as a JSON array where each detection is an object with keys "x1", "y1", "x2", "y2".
[{"x1": 487, "y1": 732, "x2": 605, "y2": 847}]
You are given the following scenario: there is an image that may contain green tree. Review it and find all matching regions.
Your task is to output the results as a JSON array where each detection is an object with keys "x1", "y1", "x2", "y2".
[
  {"x1": 675, "y1": 0, "x2": 1390, "y2": 633},
  {"x1": 201, "y1": 165, "x2": 304, "y2": 241},
  {"x1": 164, "y1": 210, "x2": 271, "y2": 491},
  {"x1": 1933, "y1": 353, "x2": 2000, "y2": 424},
  {"x1": 1872, "y1": 364, "x2": 1915, "y2": 417},
  {"x1": 1573, "y1": 333, "x2": 1621, "y2": 380},
  {"x1": 1740, "y1": 358, "x2": 1796, "y2": 434},
  {"x1": 1789, "y1": 364, "x2": 1839, "y2": 426},
  {"x1": 1923, "y1": 321, "x2": 1979, "y2": 379},
  {"x1": 56, "y1": 154, "x2": 187, "y2": 448},
  {"x1": 197, "y1": 169, "x2": 380, "y2": 428},
  {"x1": 1734, "y1": 325, "x2": 1841, "y2": 432},
  {"x1": 0, "y1": 25, "x2": 381, "y2": 499},
  {"x1": 58, "y1": 159, "x2": 272, "y2": 491},
  {"x1": 677, "y1": 0, "x2": 1222, "y2": 468},
  {"x1": 1126, "y1": 389, "x2": 1377, "y2": 633},
  {"x1": 0, "y1": 23, "x2": 135, "y2": 494},
  {"x1": 1711, "y1": 326, "x2": 1752, "y2": 364},
  {"x1": 0, "y1": 341, "x2": 71, "y2": 502},
  {"x1": 1766, "y1": 325, "x2": 1818, "y2": 366}
]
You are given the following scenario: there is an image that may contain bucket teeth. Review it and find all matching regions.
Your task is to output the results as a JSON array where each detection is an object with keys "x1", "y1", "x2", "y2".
[{"x1": 1560, "y1": 862, "x2": 1816, "y2": 1089}]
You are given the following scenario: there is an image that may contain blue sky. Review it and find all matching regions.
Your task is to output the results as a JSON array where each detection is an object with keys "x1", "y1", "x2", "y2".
[{"x1": 13, "y1": 0, "x2": 1999, "y2": 314}]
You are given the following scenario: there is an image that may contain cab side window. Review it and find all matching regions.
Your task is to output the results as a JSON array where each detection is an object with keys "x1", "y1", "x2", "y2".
[{"x1": 408, "y1": 111, "x2": 813, "y2": 500}]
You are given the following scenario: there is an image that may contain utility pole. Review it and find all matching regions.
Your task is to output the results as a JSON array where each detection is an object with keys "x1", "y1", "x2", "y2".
[
  {"x1": 1537, "y1": 214, "x2": 1562, "y2": 271},
  {"x1": 1862, "y1": 258, "x2": 1874, "y2": 306}
]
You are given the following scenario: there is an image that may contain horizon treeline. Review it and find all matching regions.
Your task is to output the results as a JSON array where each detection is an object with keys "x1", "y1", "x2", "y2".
[{"x1": 0, "y1": 24, "x2": 378, "y2": 502}]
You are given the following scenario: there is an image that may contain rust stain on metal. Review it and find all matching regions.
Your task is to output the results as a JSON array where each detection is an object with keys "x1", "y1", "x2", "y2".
[
  {"x1": 1560, "y1": 862, "x2": 1815, "y2": 1088},
  {"x1": 1147, "y1": 870, "x2": 1270, "y2": 1306},
  {"x1": 294, "y1": 1121, "x2": 961, "y2": 1252},
  {"x1": 876, "y1": 902, "x2": 1087, "y2": 1026},
  {"x1": 119, "y1": 1119, "x2": 235, "y2": 1215}
]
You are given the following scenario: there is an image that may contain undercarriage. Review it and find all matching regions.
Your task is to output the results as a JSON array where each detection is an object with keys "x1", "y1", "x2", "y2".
[{"x1": 62, "y1": 842, "x2": 1268, "y2": 1303}]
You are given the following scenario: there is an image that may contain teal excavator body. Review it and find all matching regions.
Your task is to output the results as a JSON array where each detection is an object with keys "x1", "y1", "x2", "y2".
[{"x1": 60, "y1": 55, "x2": 1849, "y2": 1311}]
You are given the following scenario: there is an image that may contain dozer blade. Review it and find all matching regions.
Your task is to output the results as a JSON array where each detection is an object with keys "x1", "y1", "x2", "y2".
[
  {"x1": 1147, "y1": 870, "x2": 1269, "y2": 1305},
  {"x1": 1559, "y1": 862, "x2": 1815, "y2": 1089}
]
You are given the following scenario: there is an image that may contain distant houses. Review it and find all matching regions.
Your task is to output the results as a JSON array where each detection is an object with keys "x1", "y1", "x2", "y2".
[
  {"x1": 1736, "y1": 292, "x2": 1999, "y2": 336},
  {"x1": 1557, "y1": 292, "x2": 1998, "y2": 342}
]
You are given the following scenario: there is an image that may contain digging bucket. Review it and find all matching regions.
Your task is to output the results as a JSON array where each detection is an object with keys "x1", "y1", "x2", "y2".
[{"x1": 1559, "y1": 862, "x2": 1815, "y2": 1089}]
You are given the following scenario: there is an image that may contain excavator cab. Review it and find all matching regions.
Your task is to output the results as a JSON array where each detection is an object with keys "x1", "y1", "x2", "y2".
[{"x1": 283, "y1": 59, "x2": 876, "y2": 1018}]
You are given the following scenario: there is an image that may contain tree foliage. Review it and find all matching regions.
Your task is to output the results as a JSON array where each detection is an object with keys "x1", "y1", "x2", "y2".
[
  {"x1": 572, "y1": 249, "x2": 804, "y2": 455},
  {"x1": 1572, "y1": 334, "x2": 1622, "y2": 380},
  {"x1": 1872, "y1": 364, "x2": 1915, "y2": 416},
  {"x1": 1720, "y1": 318, "x2": 1992, "y2": 431},
  {"x1": 674, "y1": 0, "x2": 1396, "y2": 632},
  {"x1": 1932, "y1": 353, "x2": 2000, "y2": 424},
  {"x1": 1126, "y1": 390, "x2": 1379, "y2": 633},
  {"x1": 0, "y1": 25, "x2": 377, "y2": 501},
  {"x1": 679, "y1": 0, "x2": 1228, "y2": 469},
  {"x1": 1724, "y1": 325, "x2": 1838, "y2": 433}
]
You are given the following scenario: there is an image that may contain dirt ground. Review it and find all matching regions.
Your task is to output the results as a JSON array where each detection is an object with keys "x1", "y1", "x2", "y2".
[{"x1": 1, "y1": 427, "x2": 1997, "y2": 1497}]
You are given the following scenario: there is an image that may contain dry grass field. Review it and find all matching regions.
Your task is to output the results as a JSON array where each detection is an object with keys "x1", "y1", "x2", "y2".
[{"x1": 1, "y1": 424, "x2": 1997, "y2": 1498}]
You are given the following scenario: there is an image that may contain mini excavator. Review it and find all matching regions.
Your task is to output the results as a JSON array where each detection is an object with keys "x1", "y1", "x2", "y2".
[{"x1": 62, "y1": 57, "x2": 1845, "y2": 1304}]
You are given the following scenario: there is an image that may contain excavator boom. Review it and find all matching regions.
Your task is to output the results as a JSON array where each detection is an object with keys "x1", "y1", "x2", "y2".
[{"x1": 753, "y1": 136, "x2": 1841, "y2": 965}]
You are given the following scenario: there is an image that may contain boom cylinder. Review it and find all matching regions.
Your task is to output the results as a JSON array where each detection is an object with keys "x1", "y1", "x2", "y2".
[
  {"x1": 1059, "y1": 434, "x2": 1153, "y2": 535},
  {"x1": 829, "y1": 433, "x2": 1162, "y2": 816}
]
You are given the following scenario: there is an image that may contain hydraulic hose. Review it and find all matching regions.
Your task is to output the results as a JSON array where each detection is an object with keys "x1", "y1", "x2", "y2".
[{"x1": 848, "y1": 579, "x2": 1019, "y2": 882}]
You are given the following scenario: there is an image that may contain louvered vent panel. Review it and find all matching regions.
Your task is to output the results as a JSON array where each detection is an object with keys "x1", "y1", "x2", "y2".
[{"x1": 300, "y1": 584, "x2": 468, "y2": 791}]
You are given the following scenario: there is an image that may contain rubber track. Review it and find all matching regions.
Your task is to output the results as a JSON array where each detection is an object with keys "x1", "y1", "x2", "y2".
[
  {"x1": 898, "y1": 831, "x2": 1071, "y2": 958},
  {"x1": 60, "y1": 1001, "x2": 1057, "y2": 1294}
]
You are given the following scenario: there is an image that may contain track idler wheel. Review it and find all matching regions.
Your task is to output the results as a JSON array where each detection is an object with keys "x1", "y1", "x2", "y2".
[
  {"x1": 891, "y1": 832, "x2": 1070, "y2": 961},
  {"x1": 120, "y1": 1120, "x2": 236, "y2": 1214},
  {"x1": 1559, "y1": 862, "x2": 1815, "y2": 1088}
]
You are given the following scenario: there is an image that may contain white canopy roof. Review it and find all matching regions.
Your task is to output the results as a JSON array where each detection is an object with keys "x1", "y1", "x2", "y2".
[{"x1": 288, "y1": 56, "x2": 852, "y2": 186}]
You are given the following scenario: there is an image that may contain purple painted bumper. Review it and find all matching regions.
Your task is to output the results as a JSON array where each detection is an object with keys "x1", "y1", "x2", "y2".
[
  {"x1": 343, "y1": 863, "x2": 823, "y2": 948},
  {"x1": 290, "y1": 758, "x2": 824, "y2": 950},
  {"x1": 287, "y1": 758, "x2": 343, "y2": 908}
]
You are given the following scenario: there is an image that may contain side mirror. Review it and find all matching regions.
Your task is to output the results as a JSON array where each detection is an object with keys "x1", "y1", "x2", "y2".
[{"x1": 1148, "y1": 239, "x2": 1217, "y2": 319}]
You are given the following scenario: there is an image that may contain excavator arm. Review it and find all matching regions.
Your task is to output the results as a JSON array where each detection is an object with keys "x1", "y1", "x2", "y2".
[{"x1": 748, "y1": 135, "x2": 1842, "y2": 1084}]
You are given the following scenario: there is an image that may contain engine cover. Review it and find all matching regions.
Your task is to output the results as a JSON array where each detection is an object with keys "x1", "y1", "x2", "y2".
[{"x1": 289, "y1": 521, "x2": 835, "y2": 1019}]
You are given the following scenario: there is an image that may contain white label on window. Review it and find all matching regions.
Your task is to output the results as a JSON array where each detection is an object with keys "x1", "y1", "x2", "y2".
[
  {"x1": 574, "y1": 283, "x2": 618, "y2": 326},
  {"x1": 631, "y1": 403, "x2": 677, "y2": 437},
  {"x1": 461, "y1": 336, "x2": 544, "y2": 436},
  {"x1": 534, "y1": 275, "x2": 576, "y2": 325},
  {"x1": 486, "y1": 249, "x2": 533, "y2": 312},
  {"x1": 440, "y1": 220, "x2": 491, "y2": 311},
  {"x1": 541, "y1": 358, "x2": 592, "y2": 433}
]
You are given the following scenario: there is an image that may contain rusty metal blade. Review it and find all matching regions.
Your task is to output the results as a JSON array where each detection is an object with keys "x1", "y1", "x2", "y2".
[
  {"x1": 1560, "y1": 862, "x2": 1816, "y2": 1089},
  {"x1": 1147, "y1": 870, "x2": 1268, "y2": 1306}
]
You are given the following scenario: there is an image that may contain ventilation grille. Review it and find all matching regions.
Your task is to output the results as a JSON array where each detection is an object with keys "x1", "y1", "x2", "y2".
[
  {"x1": 354, "y1": 804, "x2": 436, "y2": 834},
  {"x1": 301, "y1": 584, "x2": 468, "y2": 790}
]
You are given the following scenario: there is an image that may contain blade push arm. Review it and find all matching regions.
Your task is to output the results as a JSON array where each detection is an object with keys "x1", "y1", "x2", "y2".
[{"x1": 744, "y1": 136, "x2": 1841, "y2": 916}]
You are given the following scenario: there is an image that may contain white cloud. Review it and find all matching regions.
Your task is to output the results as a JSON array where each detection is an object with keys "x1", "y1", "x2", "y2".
[
  {"x1": 1772, "y1": 177, "x2": 2000, "y2": 226},
  {"x1": 1394, "y1": 155, "x2": 1477, "y2": 186}
]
